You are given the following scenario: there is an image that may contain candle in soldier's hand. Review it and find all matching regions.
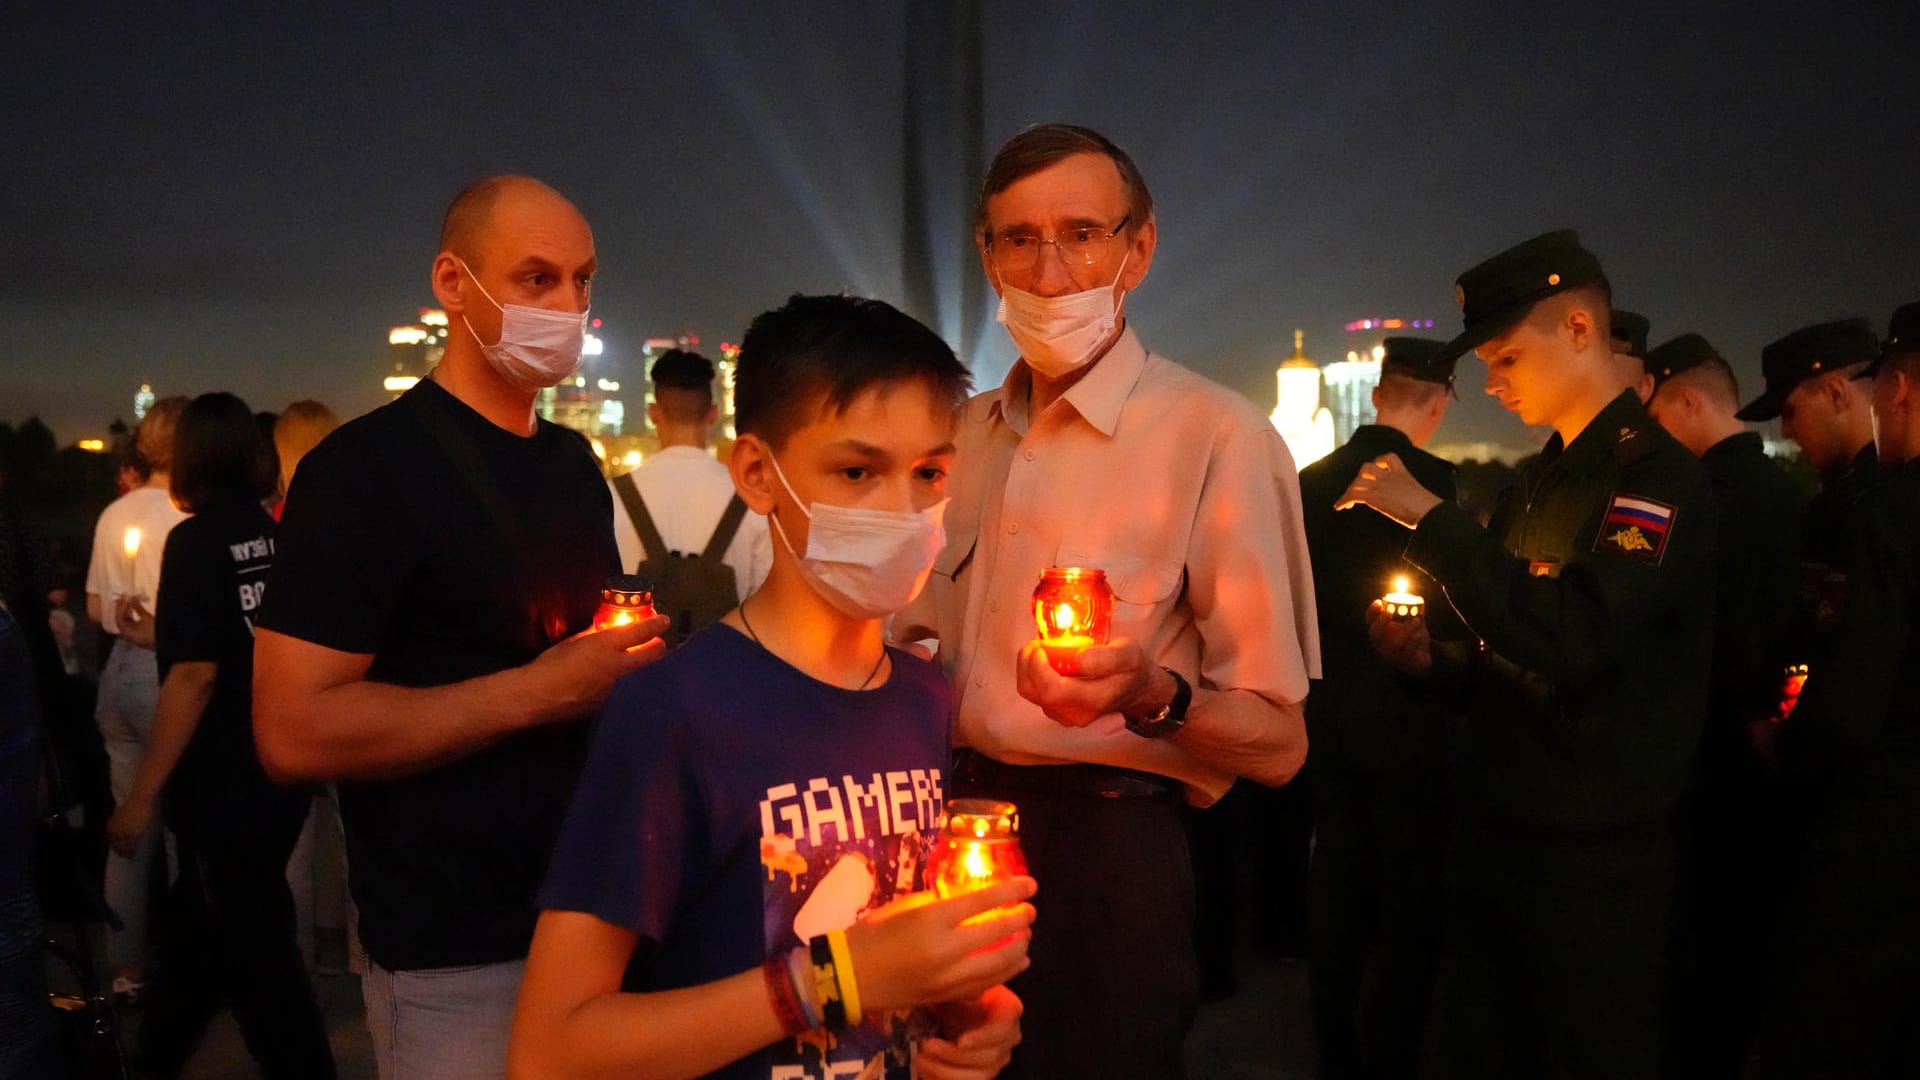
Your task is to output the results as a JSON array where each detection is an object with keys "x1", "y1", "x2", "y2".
[{"x1": 1381, "y1": 575, "x2": 1425, "y2": 621}]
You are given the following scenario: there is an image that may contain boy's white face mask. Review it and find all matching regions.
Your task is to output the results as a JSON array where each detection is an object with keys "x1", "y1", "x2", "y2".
[{"x1": 765, "y1": 453, "x2": 947, "y2": 619}]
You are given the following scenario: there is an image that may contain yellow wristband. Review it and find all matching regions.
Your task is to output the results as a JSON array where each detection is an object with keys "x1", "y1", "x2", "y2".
[{"x1": 825, "y1": 928, "x2": 862, "y2": 1021}]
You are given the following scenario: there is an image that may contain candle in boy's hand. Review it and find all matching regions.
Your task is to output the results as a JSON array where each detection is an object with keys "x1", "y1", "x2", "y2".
[
  {"x1": 1032, "y1": 567, "x2": 1114, "y2": 676},
  {"x1": 929, "y1": 799, "x2": 1029, "y2": 900},
  {"x1": 1381, "y1": 575, "x2": 1425, "y2": 621}
]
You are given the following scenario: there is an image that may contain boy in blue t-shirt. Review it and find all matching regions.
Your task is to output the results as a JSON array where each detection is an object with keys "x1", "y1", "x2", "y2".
[{"x1": 512, "y1": 295, "x2": 1036, "y2": 1080}]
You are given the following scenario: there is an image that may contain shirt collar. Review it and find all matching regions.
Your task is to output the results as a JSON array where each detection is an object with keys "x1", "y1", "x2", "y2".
[
  {"x1": 1551, "y1": 389, "x2": 1645, "y2": 478},
  {"x1": 987, "y1": 324, "x2": 1149, "y2": 439},
  {"x1": 1702, "y1": 431, "x2": 1764, "y2": 464},
  {"x1": 1348, "y1": 424, "x2": 1415, "y2": 455}
]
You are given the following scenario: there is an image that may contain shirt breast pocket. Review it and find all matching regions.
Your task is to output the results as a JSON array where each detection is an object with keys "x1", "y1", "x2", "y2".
[{"x1": 1060, "y1": 546, "x2": 1186, "y2": 645}]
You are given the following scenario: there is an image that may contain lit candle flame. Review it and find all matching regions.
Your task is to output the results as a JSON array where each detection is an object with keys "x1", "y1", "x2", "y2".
[
  {"x1": 961, "y1": 842, "x2": 991, "y2": 882},
  {"x1": 1052, "y1": 602, "x2": 1078, "y2": 633},
  {"x1": 124, "y1": 527, "x2": 142, "y2": 560},
  {"x1": 1392, "y1": 575, "x2": 1409, "y2": 595}
]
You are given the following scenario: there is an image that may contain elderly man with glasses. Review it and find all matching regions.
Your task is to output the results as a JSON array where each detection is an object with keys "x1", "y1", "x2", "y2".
[{"x1": 900, "y1": 123, "x2": 1320, "y2": 1079}]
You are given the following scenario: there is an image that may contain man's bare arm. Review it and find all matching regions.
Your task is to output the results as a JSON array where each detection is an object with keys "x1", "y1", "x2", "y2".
[{"x1": 253, "y1": 616, "x2": 668, "y2": 783}]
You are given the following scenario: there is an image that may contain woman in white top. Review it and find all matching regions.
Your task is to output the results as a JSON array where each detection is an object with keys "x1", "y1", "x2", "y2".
[{"x1": 83, "y1": 396, "x2": 189, "y2": 999}]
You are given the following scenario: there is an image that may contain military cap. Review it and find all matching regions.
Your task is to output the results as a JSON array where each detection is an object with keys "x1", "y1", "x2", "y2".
[
  {"x1": 1379, "y1": 336, "x2": 1457, "y2": 386},
  {"x1": 1647, "y1": 333, "x2": 1725, "y2": 392},
  {"x1": 1855, "y1": 301, "x2": 1920, "y2": 380},
  {"x1": 1610, "y1": 310, "x2": 1650, "y2": 360},
  {"x1": 1735, "y1": 318, "x2": 1881, "y2": 420},
  {"x1": 1437, "y1": 229, "x2": 1608, "y2": 363}
]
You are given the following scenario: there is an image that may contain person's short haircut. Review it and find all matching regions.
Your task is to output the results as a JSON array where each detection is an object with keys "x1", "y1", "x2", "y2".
[
  {"x1": 170, "y1": 392, "x2": 276, "y2": 515},
  {"x1": 274, "y1": 400, "x2": 341, "y2": 487},
  {"x1": 1666, "y1": 355, "x2": 1742, "y2": 409},
  {"x1": 1529, "y1": 281, "x2": 1614, "y2": 346},
  {"x1": 650, "y1": 349, "x2": 715, "y2": 391},
  {"x1": 1375, "y1": 371, "x2": 1448, "y2": 410},
  {"x1": 976, "y1": 124, "x2": 1154, "y2": 235},
  {"x1": 650, "y1": 349, "x2": 717, "y2": 425},
  {"x1": 135, "y1": 396, "x2": 190, "y2": 475},
  {"x1": 734, "y1": 294, "x2": 973, "y2": 448}
]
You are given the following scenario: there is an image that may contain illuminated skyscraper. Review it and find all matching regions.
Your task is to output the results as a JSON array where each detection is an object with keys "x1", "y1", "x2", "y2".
[
  {"x1": 384, "y1": 308, "x2": 449, "y2": 397},
  {"x1": 1270, "y1": 329, "x2": 1335, "y2": 469}
]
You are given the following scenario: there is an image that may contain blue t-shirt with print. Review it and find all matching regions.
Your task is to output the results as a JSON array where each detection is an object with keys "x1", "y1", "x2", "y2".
[{"x1": 540, "y1": 623, "x2": 951, "y2": 1080}]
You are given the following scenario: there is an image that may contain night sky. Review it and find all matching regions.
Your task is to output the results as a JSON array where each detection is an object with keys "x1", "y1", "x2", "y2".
[{"x1": 5, "y1": 2, "x2": 1917, "y2": 450}]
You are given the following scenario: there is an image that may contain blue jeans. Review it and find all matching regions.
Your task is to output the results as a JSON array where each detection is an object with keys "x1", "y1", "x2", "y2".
[{"x1": 363, "y1": 958, "x2": 526, "y2": 1080}]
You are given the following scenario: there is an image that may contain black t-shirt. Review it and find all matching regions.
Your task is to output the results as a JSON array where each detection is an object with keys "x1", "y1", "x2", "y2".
[
  {"x1": 155, "y1": 498, "x2": 300, "y2": 834},
  {"x1": 259, "y1": 379, "x2": 619, "y2": 970}
]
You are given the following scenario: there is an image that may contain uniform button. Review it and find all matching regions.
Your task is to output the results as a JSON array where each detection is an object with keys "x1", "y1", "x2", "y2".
[
  {"x1": 1023, "y1": 449, "x2": 1036, "y2": 461},
  {"x1": 989, "y1": 600, "x2": 1000, "y2": 613},
  {"x1": 1007, "y1": 521, "x2": 1020, "y2": 534},
  {"x1": 975, "y1": 676, "x2": 987, "y2": 687}
]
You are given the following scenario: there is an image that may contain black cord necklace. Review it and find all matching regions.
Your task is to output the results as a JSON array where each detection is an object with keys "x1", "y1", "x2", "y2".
[{"x1": 738, "y1": 597, "x2": 888, "y2": 690}]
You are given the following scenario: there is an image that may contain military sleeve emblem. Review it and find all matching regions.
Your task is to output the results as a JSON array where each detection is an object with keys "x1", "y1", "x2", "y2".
[{"x1": 1593, "y1": 493, "x2": 1677, "y2": 564}]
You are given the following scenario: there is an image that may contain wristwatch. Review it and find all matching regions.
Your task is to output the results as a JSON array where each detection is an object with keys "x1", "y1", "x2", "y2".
[{"x1": 1125, "y1": 668, "x2": 1192, "y2": 738}]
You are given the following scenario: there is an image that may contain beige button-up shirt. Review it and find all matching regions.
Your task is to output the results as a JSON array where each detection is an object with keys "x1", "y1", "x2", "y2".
[{"x1": 902, "y1": 325, "x2": 1321, "y2": 803}]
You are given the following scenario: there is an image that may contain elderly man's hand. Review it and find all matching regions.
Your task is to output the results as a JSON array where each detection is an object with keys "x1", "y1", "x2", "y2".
[
  {"x1": 1016, "y1": 638, "x2": 1170, "y2": 728},
  {"x1": 1365, "y1": 600, "x2": 1433, "y2": 676},
  {"x1": 1335, "y1": 453, "x2": 1444, "y2": 529}
]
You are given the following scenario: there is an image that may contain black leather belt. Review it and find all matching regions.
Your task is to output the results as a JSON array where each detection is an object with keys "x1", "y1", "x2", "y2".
[{"x1": 952, "y1": 748, "x2": 1181, "y2": 803}]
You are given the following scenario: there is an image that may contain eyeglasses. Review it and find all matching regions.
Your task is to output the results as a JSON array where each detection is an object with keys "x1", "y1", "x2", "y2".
[{"x1": 985, "y1": 216, "x2": 1130, "y2": 277}]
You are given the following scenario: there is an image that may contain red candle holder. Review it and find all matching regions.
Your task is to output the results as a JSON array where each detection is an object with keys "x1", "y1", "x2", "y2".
[
  {"x1": 1033, "y1": 567, "x2": 1114, "y2": 676},
  {"x1": 928, "y1": 799, "x2": 1028, "y2": 900},
  {"x1": 593, "y1": 574, "x2": 656, "y2": 631},
  {"x1": 1775, "y1": 662, "x2": 1810, "y2": 723}
]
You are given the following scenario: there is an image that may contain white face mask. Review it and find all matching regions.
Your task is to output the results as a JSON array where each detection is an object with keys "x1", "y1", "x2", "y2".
[
  {"x1": 995, "y1": 249, "x2": 1131, "y2": 380},
  {"x1": 765, "y1": 453, "x2": 947, "y2": 620},
  {"x1": 457, "y1": 259, "x2": 589, "y2": 389}
]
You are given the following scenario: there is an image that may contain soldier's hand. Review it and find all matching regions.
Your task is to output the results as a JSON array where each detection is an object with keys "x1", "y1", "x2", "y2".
[
  {"x1": 1365, "y1": 600, "x2": 1433, "y2": 676},
  {"x1": 523, "y1": 615, "x2": 670, "y2": 725},
  {"x1": 1335, "y1": 453, "x2": 1444, "y2": 529},
  {"x1": 1015, "y1": 637, "x2": 1164, "y2": 728}
]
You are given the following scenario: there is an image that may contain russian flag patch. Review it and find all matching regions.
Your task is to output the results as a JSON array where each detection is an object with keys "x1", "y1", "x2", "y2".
[{"x1": 1594, "y1": 493, "x2": 1677, "y2": 563}]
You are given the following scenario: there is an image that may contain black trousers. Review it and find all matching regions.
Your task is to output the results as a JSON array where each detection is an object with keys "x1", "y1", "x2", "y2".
[
  {"x1": 134, "y1": 807, "x2": 335, "y2": 1079},
  {"x1": 1308, "y1": 769, "x2": 1446, "y2": 1080},
  {"x1": 1669, "y1": 765, "x2": 1783, "y2": 1080},
  {"x1": 1427, "y1": 822, "x2": 1673, "y2": 1080},
  {"x1": 1761, "y1": 785, "x2": 1920, "y2": 1079},
  {"x1": 954, "y1": 769, "x2": 1199, "y2": 1080}
]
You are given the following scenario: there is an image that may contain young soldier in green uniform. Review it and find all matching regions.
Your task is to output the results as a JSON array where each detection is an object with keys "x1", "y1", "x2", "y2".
[
  {"x1": 1338, "y1": 230, "x2": 1715, "y2": 1079},
  {"x1": 1644, "y1": 333, "x2": 1806, "y2": 1077},
  {"x1": 1297, "y1": 337, "x2": 1460, "y2": 1079},
  {"x1": 1763, "y1": 301, "x2": 1920, "y2": 1078}
]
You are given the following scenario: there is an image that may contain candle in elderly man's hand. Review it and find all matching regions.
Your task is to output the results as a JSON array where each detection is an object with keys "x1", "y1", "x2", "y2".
[
  {"x1": 1032, "y1": 567, "x2": 1114, "y2": 676},
  {"x1": 1381, "y1": 575, "x2": 1425, "y2": 621}
]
